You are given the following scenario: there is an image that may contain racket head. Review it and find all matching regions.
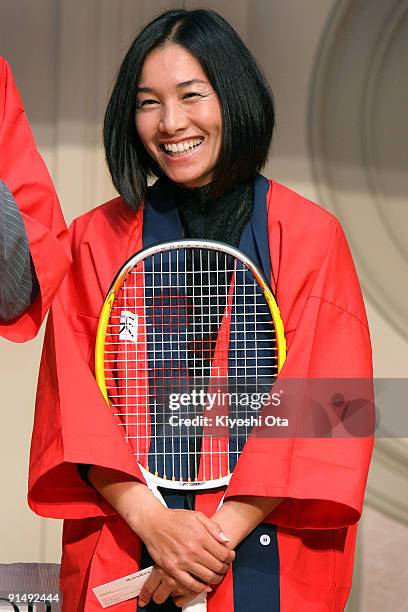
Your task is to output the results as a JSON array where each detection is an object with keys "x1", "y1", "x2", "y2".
[{"x1": 95, "y1": 239, "x2": 286, "y2": 489}]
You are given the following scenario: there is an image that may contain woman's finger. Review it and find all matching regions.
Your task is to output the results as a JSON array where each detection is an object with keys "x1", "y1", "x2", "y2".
[
  {"x1": 192, "y1": 548, "x2": 231, "y2": 577},
  {"x1": 171, "y1": 569, "x2": 212, "y2": 595},
  {"x1": 197, "y1": 513, "x2": 232, "y2": 545},
  {"x1": 152, "y1": 581, "x2": 173, "y2": 605},
  {"x1": 138, "y1": 567, "x2": 162, "y2": 608},
  {"x1": 201, "y1": 536, "x2": 235, "y2": 566},
  {"x1": 184, "y1": 560, "x2": 226, "y2": 585},
  {"x1": 195, "y1": 514, "x2": 235, "y2": 563}
]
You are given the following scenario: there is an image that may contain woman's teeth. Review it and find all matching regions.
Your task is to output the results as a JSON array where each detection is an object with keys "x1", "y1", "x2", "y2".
[{"x1": 162, "y1": 139, "x2": 203, "y2": 155}]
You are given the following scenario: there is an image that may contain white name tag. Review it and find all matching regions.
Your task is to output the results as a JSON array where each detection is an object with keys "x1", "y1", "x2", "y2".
[{"x1": 92, "y1": 566, "x2": 153, "y2": 608}]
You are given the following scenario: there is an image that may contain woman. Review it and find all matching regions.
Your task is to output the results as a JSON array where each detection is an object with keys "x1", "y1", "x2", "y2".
[{"x1": 29, "y1": 9, "x2": 373, "y2": 611}]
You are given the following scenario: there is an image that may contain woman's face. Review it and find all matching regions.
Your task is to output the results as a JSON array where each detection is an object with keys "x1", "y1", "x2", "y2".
[{"x1": 135, "y1": 44, "x2": 222, "y2": 189}]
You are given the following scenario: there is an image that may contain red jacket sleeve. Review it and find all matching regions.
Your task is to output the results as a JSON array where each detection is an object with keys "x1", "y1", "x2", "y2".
[
  {"x1": 28, "y1": 202, "x2": 145, "y2": 519},
  {"x1": 0, "y1": 57, "x2": 71, "y2": 341},
  {"x1": 226, "y1": 190, "x2": 374, "y2": 530}
]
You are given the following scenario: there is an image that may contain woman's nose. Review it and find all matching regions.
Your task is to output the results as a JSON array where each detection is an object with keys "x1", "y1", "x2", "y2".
[{"x1": 159, "y1": 102, "x2": 188, "y2": 134}]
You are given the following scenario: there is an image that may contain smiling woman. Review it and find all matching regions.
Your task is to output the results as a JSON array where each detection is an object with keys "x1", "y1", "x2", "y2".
[
  {"x1": 28, "y1": 7, "x2": 373, "y2": 612},
  {"x1": 135, "y1": 45, "x2": 222, "y2": 188},
  {"x1": 103, "y1": 9, "x2": 274, "y2": 206}
]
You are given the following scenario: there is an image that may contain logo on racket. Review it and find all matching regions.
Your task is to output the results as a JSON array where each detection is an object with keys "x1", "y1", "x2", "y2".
[{"x1": 119, "y1": 310, "x2": 138, "y2": 342}]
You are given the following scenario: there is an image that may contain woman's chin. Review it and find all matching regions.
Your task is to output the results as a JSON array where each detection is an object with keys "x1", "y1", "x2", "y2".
[{"x1": 161, "y1": 167, "x2": 213, "y2": 189}]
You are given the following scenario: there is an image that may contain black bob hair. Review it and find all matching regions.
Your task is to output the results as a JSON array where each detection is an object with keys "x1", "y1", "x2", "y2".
[{"x1": 104, "y1": 8, "x2": 275, "y2": 209}]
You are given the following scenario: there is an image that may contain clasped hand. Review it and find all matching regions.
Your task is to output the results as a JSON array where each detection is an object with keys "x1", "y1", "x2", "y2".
[{"x1": 137, "y1": 507, "x2": 234, "y2": 608}]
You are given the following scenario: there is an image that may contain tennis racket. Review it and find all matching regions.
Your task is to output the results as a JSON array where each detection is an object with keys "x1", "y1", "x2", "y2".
[{"x1": 95, "y1": 239, "x2": 286, "y2": 611}]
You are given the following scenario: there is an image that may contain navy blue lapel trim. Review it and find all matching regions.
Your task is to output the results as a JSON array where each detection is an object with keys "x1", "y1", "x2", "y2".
[
  {"x1": 143, "y1": 179, "x2": 184, "y2": 248},
  {"x1": 233, "y1": 523, "x2": 280, "y2": 612},
  {"x1": 252, "y1": 174, "x2": 271, "y2": 282},
  {"x1": 237, "y1": 174, "x2": 270, "y2": 282}
]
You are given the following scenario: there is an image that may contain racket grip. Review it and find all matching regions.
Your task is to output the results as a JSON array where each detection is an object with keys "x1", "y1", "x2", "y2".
[{"x1": 182, "y1": 593, "x2": 207, "y2": 612}]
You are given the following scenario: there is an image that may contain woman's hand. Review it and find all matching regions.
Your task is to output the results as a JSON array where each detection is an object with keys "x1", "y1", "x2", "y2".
[
  {"x1": 137, "y1": 506, "x2": 234, "y2": 591},
  {"x1": 88, "y1": 466, "x2": 234, "y2": 591},
  {"x1": 138, "y1": 566, "x2": 207, "y2": 609}
]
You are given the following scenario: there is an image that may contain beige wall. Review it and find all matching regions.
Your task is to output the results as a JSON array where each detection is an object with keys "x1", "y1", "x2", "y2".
[{"x1": 1, "y1": 1, "x2": 407, "y2": 610}]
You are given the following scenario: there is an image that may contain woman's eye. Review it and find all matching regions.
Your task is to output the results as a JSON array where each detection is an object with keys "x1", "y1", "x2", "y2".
[
  {"x1": 183, "y1": 92, "x2": 202, "y2": 100},
  {"x1": 137, "y1": 99, "x2": 159, "y2": 109}
]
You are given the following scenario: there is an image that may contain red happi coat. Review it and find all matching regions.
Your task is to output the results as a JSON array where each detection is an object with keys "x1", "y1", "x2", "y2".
[
  {"x1": 0, "y1": 57, "x2": 70, "y2": 341},
  {"x1": 28, "y1": 180, "x2": 373, "y2": 611}
]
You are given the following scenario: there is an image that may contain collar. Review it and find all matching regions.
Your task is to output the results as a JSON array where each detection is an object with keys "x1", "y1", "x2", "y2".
[{"x1": 143, "y1": 174, "x2": 271, "y2": 283}]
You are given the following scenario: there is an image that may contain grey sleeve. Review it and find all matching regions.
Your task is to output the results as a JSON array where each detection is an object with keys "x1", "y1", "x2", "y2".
[{"x1": 0, "y1": 180, "x2": 40, "y2": 321}]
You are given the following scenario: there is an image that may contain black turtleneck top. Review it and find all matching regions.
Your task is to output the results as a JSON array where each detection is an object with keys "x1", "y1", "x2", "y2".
[{"x1": 168, "y1": 178, "x2": 253, "y2": 246}]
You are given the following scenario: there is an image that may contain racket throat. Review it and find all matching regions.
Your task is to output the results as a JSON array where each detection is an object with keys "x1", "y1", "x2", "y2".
[{"x1": 188, "y1": 432, "x2": 203, "y2": 483}]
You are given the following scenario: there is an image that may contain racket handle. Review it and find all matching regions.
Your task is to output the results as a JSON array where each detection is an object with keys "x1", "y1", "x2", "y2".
[{"x1": 182, "y1": 593, "x2": 207, "y2": 612}]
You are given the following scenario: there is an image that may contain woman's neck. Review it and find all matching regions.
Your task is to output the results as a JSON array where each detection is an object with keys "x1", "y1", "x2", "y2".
[{"x1": 167, "y1": 177, "x2": 254, "y2": 247}]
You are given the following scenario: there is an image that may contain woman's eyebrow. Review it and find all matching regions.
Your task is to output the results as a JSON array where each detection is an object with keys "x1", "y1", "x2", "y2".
[
  {"x1": 176, "y1": 79, "x2": 208, "y2": 88},
  {"x1": 137, "y1": 79, "x2": 207, "y2": 93}
]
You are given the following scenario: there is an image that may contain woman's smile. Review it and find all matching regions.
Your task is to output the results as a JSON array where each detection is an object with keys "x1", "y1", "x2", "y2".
[{"x1": 159, "y1": 137, "x2": 204, "y2": 157}]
